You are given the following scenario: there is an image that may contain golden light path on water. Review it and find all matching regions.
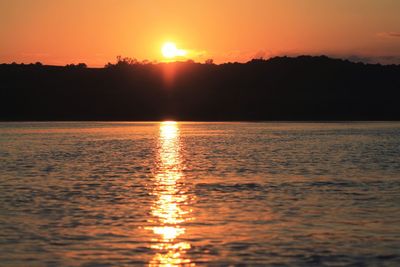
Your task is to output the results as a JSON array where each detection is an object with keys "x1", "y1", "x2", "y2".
[{"x1": 147, "y1": 121, "x2": 194, "y2": 266}]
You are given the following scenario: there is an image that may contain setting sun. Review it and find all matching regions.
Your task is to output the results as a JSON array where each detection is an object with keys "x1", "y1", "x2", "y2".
[{"x1": 161, "y1": 42, "x2": 187, "y2": 59}]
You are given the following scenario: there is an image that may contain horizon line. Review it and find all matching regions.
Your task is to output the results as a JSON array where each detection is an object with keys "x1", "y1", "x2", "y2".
[{"x1": 2, "y1": 54, "x2": 400, "y2": 68}]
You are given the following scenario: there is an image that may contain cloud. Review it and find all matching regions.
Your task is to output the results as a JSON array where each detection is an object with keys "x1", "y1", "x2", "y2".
[
  {"x1": 346, "y1": 55, "x2": 372, "y2": 64},
  {"x1": 377, "y1": 32, "x2": 400, "y2": 38},
  {"x1": 388, "y1": 32, "x2": 400, "y2": 37},
  {"x1": 346, "y1": 55, "x2": 400, "y2": 65}
]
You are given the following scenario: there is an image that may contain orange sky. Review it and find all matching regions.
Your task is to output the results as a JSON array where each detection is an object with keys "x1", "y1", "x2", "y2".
[{"x1": 1, "y1": 0, "x2": 400, "y2": 66}]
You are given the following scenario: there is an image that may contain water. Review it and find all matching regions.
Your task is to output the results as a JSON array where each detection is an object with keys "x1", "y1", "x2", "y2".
[{"x1": 1, "y1": 122, "x2": 400, "y2": 266}]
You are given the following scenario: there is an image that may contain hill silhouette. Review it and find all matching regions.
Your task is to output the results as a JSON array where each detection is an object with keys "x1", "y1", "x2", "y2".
[{"x1": 1, "y1": 56, "x2": 400, "y2": 121}]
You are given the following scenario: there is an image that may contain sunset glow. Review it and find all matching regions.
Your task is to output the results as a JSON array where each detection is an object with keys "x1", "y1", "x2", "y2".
[
  {"x1": 1, "y1": 0, "x2": 400, "y2": 65},
  {"x1": 162, "y1": 42, "x2": 187, "y2": 59}
]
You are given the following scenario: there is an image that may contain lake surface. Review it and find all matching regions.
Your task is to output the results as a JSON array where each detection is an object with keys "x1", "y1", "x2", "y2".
[{"x1": 1, "y1": 122, "x2": 400, "y2": 266}]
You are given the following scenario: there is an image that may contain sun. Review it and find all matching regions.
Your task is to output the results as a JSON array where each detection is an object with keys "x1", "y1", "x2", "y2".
[{"x1": 162, "y1": 42, "x2": 187, "y2": 59}]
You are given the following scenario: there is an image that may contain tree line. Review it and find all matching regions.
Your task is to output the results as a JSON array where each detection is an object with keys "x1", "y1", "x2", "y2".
[{"x1": 1, "y1": 55, "x2": 399, "y2": 121}]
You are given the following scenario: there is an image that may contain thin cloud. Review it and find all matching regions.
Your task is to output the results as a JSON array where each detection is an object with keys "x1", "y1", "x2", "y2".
[
  {"x1": 376, "y1": 32, "x2": 400, "y2": 38},
  {"x1": 346, "y1": 55, "x2": 400, "y2": 65}
]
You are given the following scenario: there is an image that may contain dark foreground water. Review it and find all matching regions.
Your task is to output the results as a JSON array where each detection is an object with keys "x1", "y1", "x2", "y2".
[{"x1": 1, "y1": 122, "x2": 400, "y2": 266}]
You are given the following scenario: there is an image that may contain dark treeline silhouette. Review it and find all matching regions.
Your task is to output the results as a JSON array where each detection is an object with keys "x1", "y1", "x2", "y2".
[{"x1": 1, "y1": 55, "x2": 400, "y2": 121}]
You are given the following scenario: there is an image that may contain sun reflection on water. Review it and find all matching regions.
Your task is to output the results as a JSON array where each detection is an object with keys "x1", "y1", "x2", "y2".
[{"x1": 148, "y1": 121, "x2": 194, "y2": 267}]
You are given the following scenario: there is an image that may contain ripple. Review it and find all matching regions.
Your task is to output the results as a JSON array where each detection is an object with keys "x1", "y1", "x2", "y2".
[{"x1": 1, "y1": 122, "x2": 400, "y2": 266}]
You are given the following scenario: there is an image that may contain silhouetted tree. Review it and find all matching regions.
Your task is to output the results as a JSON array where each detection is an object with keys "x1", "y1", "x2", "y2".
[
  {"x1": 105, "y1": 62, "x2": 113, "y2": 68},
  {"x1": 116, "y1": 56, "x2": 138, "y2": 66},
  {"x1": 205, "y1": 59, "x2": 214, "y2": 65},
  {"x1": 66, "y1": 63, "x2": 87, "y2": 68}
]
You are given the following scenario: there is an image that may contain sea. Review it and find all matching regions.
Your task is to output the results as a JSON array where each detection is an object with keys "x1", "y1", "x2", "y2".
[{"x1": 0, "y1": 122, "x2": 399, "y2": 266}]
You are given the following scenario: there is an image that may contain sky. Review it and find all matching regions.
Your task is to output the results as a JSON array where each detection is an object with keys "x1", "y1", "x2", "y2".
[{"x1": 1, "y1": 0, "x2": 400, "y2": 66}]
